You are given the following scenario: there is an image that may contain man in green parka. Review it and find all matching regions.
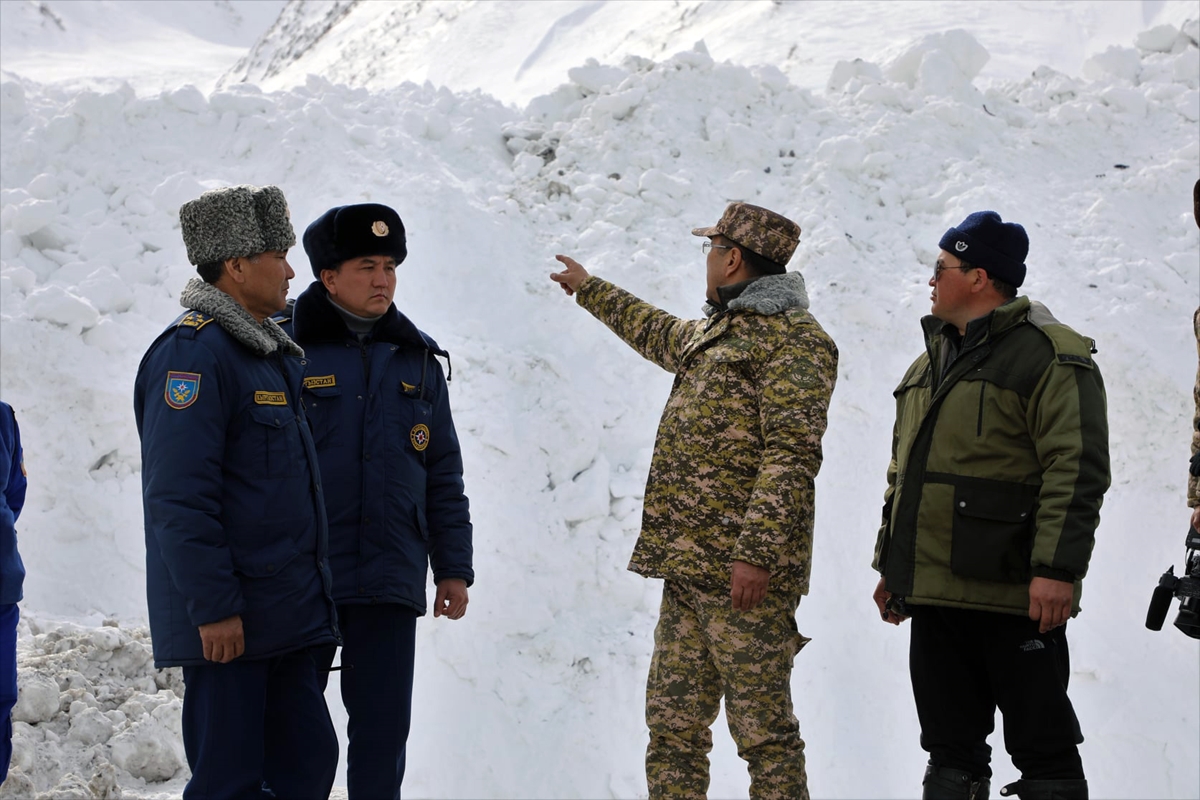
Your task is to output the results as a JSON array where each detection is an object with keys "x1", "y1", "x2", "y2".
[
  {"x1": 551, "y1": 202, "x2": 838, "y2": 800},
  {"x1": 872, "y1": 211, "x2": 1110, "y2": 800}
]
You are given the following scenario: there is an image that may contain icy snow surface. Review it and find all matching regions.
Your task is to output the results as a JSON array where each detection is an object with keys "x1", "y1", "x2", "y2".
[{"x1": 0, "y1": 1, "x2": 1198, "y2": 797}]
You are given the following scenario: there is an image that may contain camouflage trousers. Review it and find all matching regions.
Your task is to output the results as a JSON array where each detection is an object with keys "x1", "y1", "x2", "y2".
[{"x1": 645, "y1": 580, "x2": 810, "y2": 800}]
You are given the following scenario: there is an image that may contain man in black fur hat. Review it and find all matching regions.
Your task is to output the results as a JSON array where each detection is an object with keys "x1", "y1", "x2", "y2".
[{"x1": 278, "y1": 203, "x2": 473, "y2": 800}]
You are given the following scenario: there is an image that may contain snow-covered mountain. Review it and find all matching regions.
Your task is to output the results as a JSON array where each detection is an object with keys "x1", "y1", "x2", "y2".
[{"x1": 0, "y1": 1, "x2": 1198, "y2": 797}]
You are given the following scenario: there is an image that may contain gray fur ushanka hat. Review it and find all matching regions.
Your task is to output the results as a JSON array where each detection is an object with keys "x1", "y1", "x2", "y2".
[{"x1": 179, "y1": 184, "x2": 296, "y2": 266}]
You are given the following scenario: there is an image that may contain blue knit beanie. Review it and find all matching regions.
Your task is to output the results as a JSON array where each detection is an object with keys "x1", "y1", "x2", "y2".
[
  {"x1": 938, "y1": 211, "x2": 1028, "y2": 288},
  {"x1": 303, "y1": 203, "x2": 407, "y2": 277}
]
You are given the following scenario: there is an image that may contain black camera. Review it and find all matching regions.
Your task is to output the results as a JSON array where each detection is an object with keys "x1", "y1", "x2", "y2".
[{"x1": 1145, "y1": 525, "x2": 1200, "y2": 639}]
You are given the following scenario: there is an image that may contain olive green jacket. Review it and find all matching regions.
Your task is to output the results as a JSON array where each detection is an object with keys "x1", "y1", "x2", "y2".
[
  {"x1": 873, "y1": 297, "x2": 1110, "y2": 616},
  {"x1": 576, "y1": 273, "x2": 838, "y2": 596}
]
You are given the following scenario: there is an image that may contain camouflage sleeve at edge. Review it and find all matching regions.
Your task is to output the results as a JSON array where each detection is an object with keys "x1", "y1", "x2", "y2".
[
  {"x1": 1189, "y1": 307, "x2": 1199, "y2": 507},
  {"x1": 575, "y1": 276, "x2": 697, "y2": 373},
  {"x1": 733, "y1": 328, "x2": 838, "y2": 571}
]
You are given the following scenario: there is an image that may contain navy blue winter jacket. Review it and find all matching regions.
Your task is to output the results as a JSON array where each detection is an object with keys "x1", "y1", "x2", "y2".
[
  {"x1": 0, "y1": 402, "x2": 27, "y2": 606},
  {"x1": 279, "y1": 282, "x2": 473, "y2": 613},
  {"x1": 134, "y1": 303, "x2": 339, "y2": 668}
]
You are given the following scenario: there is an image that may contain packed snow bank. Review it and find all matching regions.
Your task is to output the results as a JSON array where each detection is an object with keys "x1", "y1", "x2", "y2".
[
  {"x1": 0, "y1": 614, "x2": 184, "y2": 798},
  {"x1": 1, "y1": 19, "x2": 1198, "y2": 800}
]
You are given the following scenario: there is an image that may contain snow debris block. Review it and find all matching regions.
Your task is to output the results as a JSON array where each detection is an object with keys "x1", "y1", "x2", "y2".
[
  {"x1": 78, "y1": 268, "x2": 136, "y2": 315},
  {"x1": 1083, "y1": 46, "x2": 1141, "y2": 82},
  {"x1": 165, "y1": 84, "x2": 209, "y2": 114},
  {"x1": 1136, "y1": 24, "x2": 1190, "y2": 54},
  {"x1": 24, "y1": 285, "x2": 102, "y2": 334},
  {"x1": 885, "y1": 29, "x2": 989, "y2": 98},
  {"x1": 568, "y1": 59, "x2": 629, "y2": 94},
  {"x1": 67, "y1": 706, "x2": 114, "y2": 746},
  {"x1": 151, "y1": 172, "x2": 206, "y2": 215},
  {"x1": 591, "y1": 87, "x2": 645, "y2": 121},
  {"x1": 12, "y1": 670, "x2": 60, "y2": 723},
  {"x1": 0, "y1": 80, "x2": 27, "y2": 119},
  {"x1": 109, "y1": 715, "x2": 184, "y2": 781},
  {"x1": 1100, "y1": 85, "x2": 1147, "y2": 117},
  {"x1": 26, "y1": 172, "x2": 58, "y2": 201},
  {"x1": 827, "y1": 58, "x2": 884, "y2": 94},
  {"x1": 8, "y1": 198, "x2": 57, "y2": 236},
  {"x1": 637, "y1": 168, "x2": 691, "y2": 200}
]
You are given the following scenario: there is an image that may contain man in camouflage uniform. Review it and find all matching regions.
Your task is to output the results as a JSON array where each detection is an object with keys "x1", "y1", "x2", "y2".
[
  {"x1": 1189, "y1": 180, "x2": 1199, "y2": 532},
  {"x1": 550, "y1": 202, "x2": 838, "y2": 800}
]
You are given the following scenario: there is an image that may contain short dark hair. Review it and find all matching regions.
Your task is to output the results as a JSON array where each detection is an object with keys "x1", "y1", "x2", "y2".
[
  {"x1": 726, "y1": 238, "x2": 785, "y2": 277},
  {"x1": 197, "y1": 260, "x2": 224, "y2": 284},
  {"x1": 962, "y1": 258, "x2": 1017, "y2": 300}
]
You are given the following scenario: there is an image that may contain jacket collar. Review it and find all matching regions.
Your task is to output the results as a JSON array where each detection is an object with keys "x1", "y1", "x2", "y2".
[
  {"x1": 179, "y1": 278, "x2": 303, "y2": 358},
  {"x1": 921, "y1": 296, "x2": 1031, "y2": 349},
  {"x1": 289, "y1": 280, "x2": 443, "y2": 354},
  {"x1": 703, "y1": 272, "x2": 810, "y2": 318}
]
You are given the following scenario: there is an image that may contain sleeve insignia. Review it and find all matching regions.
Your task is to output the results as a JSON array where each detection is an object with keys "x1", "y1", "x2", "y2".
[
  {"x1": 410, "y1": 423, "x2": 430, "y2": 452},
  {"x1": 303, "y1": 375, "x2": 337, "y2": 389},
  {"x1": 164, "y1": 371, "x2": 201, "y2": 410},
  {"x1": 254, "y1": 391, "x2": 288, "y2": 406},
  {"x1": 177, "y1": 311, "x2": 214, "y2": 330}
]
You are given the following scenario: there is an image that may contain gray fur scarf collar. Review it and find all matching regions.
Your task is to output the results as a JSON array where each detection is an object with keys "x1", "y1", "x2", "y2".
[
  {"x1": 179, "y1": 278, "x2": 304, "y2": 358},
  {"x1": 703, "y1": 272, "x2": 810, "y2": 318}
]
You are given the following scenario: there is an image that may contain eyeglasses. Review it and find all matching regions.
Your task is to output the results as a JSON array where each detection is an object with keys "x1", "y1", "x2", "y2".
[
  {"x1": 932, "y1": 263, "x2": 975, "y2": 281},
  {"x1": 702, "y1": 242, "x2": 734, "y2": 254}
]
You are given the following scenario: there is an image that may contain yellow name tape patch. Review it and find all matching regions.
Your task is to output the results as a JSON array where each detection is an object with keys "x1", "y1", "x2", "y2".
[
  {"x1": 303, "y1": 375, "x2": 337, "y2": 389},
  {"x1": 254, "y1": 391, "x2": 287, "y2": 406}
]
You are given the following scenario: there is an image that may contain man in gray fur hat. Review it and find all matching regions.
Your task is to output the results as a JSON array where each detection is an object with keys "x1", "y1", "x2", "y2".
[
  {"x1": 550, "y1": 203, "x2": 839, "y2": 800},
  {"x1": 134, "y1": 184, "x2": 340, "y2": 799}
]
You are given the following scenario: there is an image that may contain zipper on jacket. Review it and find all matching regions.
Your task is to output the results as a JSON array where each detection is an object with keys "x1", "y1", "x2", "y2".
[{"x1": 976, "y1": 381, "x2": 985, "y2": 436}]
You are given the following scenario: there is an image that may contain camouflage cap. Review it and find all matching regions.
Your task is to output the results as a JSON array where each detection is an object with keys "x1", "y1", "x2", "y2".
[{"x1": 691, "y1": 202, "x2": 801, "y2": 268}]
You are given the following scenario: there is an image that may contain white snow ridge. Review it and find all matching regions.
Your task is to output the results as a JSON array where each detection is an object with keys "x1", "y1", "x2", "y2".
[{"x1": 0, "y1": 1, "x2": 1198, "y2": 798}]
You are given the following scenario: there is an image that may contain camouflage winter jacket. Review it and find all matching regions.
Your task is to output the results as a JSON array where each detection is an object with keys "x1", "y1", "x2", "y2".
[
  {"x1": 576, "y1": 273, "x2": 838, "y2": 596},
  {"x1": 1190, "y1": 307, "x2": 1200, "y2": 508},
  {"x1": 873, "y1": 297, "x2": 1110, "y2": 616}
]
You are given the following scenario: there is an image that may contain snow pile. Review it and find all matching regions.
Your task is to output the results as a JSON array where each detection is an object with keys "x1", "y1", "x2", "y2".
[
  {"x1": 1, "y1": 615, "x2": 184, "y2": 799},
  {"x1": 219, "y1": 0, "x2": 1200, "y2": 107},
  {"x1": 0, "y1": 10, "x2": 1198, "y2": 800}
]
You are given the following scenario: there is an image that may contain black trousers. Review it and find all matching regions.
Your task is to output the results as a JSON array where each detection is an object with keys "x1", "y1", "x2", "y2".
[
  {"x1": 909, "y1": 605, "x2": 1084, "y2": 781},
  {"x1": 316, "y1": 603, "x2": 419, "y2": 800},
  {"x1": 181, "y1": 648, "x2": 338, "y2": 800}
]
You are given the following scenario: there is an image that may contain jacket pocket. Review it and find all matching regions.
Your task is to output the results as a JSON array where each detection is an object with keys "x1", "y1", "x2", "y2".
[
  {"x1": 950, "y1": 484, "x2": 1036, "y2": 583},
  {"x1": 302, "y1": 385, "x2": 342, "y2": 449},
  {"x1": 228, "y1": 521, "x2": 302, "y2": 578},
  {"x1": 247, "y1": 405, "x2": 302, "y2": 478}
]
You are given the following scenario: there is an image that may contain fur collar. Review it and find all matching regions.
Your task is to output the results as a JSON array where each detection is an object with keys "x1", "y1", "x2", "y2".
[
  {"x1": 179, "y1": 278, "x2": 304, "y2": 358},
  {"x1": 703, "y1": 272, "x2": 810, "y2": 318}
]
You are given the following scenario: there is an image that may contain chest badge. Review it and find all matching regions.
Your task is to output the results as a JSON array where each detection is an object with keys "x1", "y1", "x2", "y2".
[
  {"x1": 254, "y1": 391, "x2": 287, "y2": 406},
  {"x1": 164, "y1": 371, "x2": 201, "y2": 410},
  {"x1": 410, "y1": 423, "x2": 430, "y2": 452}
]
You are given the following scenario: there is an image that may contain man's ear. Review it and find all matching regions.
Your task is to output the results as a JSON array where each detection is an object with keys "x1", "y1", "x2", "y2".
[
  {"x1": 222, "y1": 257, "x2": 244, "y2": 284},
  {"x1": 725, "y1": 246, "x2": 744, "y2": 279},
  {"x1": 320, "y1": 268, "x2": 338, "y2": 295},
  {"x1": 970, "y1": 267, "x2": 992, "y2": 294}
]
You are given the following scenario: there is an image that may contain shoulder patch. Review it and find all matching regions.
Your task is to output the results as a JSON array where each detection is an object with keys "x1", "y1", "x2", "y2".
[
  {"x1": 1057, "y1": 353, "x2": 1093, "y2": 367},
  {"x1": 177, "y1": 311, "x2": 214, "y2": 330},
  {"x1": 254, "y1": 391, "x2": 287, "y2": 406},
  {"x1": 303, "y1": 375, "x2": 336, "y2": 389},
  {"x1": 164, "y1": 371, "x2": 201, "y2": 410}
]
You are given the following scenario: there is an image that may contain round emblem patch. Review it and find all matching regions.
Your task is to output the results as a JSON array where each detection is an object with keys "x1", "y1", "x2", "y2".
[
  {"x1": 410, "y1": 423, "x2": 430, "y2": 451},
  {"x1": 954, "y1": 241, "x2": 968, "y2": 252},
  {"x1": 372, "y1": 220, "x2": 389, "y2": 237}
]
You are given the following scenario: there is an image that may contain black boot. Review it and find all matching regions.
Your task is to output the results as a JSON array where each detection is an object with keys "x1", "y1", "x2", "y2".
[
  {"x1": 923, "y1": 763, "x2": 991, "y2": 800},
  {"x1": 999, "y1": 779, "x2": 1088, "y2": 800}
]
